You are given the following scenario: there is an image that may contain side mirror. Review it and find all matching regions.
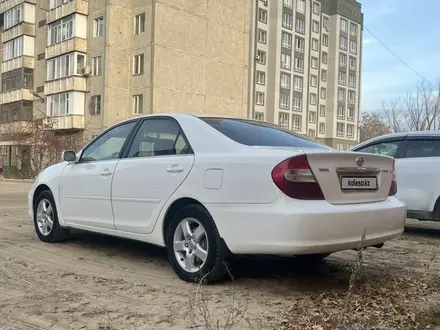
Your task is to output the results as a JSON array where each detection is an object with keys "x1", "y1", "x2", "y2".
[{"x1": 62, "y1": 150, "x2": 77, "y2": 162}]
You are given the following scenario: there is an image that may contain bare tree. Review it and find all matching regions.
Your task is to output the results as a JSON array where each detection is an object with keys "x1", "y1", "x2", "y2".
[
  {"x1": 382, "y1": 98, "x2": 404, "y2": 133},
  {"x1": 359, "y1": 112, "x2": 391, "y2": 142}
]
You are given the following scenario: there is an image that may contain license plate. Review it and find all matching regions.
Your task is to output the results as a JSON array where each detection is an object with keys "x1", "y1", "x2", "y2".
[{"x1": 341, "y1": 177, "x2": 377, "y2": 190}]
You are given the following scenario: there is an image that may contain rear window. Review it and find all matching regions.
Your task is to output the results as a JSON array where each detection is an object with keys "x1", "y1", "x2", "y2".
[{"x1": 200, "y1": 117, "x2": 331, "y2": 150}]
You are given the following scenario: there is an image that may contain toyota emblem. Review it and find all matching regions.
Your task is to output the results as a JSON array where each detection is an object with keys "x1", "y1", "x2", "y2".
[{"x1": 356, "y1": 157, "x2": 364, "y2": 167}]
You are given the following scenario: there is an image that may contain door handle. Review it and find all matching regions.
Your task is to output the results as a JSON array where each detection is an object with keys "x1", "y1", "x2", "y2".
[
  {"x1": 166, "y1": 165, "x2": 184, "y2": 173},
  {"x1": 100, "y1": 169, "x2": 112, "y2": 176}
]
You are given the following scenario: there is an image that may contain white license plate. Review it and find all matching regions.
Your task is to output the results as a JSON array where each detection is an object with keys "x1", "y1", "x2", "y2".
[{"x1": 341, "y1": 177, "x2": 377, "y2": 190}]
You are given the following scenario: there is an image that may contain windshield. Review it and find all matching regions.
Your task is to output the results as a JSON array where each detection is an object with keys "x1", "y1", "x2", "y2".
[{"x1": 200, "y1": 117, "x2": 332, "y2": 150}]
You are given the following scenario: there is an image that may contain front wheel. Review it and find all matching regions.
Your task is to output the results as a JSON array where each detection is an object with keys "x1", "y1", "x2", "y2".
[
  {"x1": 33, "y1": 190, "x2": 68, "y2": 243},
  {"x1": 166, "y1": 204, "x2": 228, "y2": 283}
]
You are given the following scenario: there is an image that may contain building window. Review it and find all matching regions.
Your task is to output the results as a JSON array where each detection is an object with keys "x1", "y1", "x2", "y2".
[
  {"x1": 311, "y1": 57, "x2": 318, "y2": 69},
  {"x1": 282, "y1": 32, "x2": 292, "y2": 49},
  {"x1": 320, "y1": 87, "x2": 326, "y2": 99},
  {"x1": 294, "y1": 76, "x2": 302, "y2": 91},
  {"x1": 319, "y1": 122, "x2": 325, "y2": 134},
  {"x1": 257, "y1": 71, "x2": 266, "y2": 85},
  {"x1": 281, "y1": 53, "x2": 291, "y2": 69},
  {"x1": 323, "y1": 16, "x2": 329, "y2": 29},
  {"x1": 256, "y1": 92, "x2": 264, "y2": 105},
  {"x1": 347, "y1": 124, "x2": 354, "y2": 138},
  {"x1": 283, "y1": 0, "x2": 293, "y2": 9},
  {"x1": 313, "y1": 2, "x2": 320, "y2": 14},
  {"x1": 92, "y1": 56, "x2": 102, "y2": 76},
  {"x1": 134, "y1": 13, "x2": 146, "y2": 34},
  {"x1": 133, "y1": 94, "x2": 143, "y2": 114},
  {"x1": 322, "y1": 52, "x2": 328, "y2": 64},
  {"x1": 279, "y1": 112, "x2": 289, "y2": 128},
  {"x1": 350, "y1": 22, "x2": 358, "y2": 35},
  {"x1": 339, "y1": 71, "x2": 346, "y2": 85},
  {"x1": 295, "y1": 18, "x2": 305, "y2": 34},
  {"x1": 319, "y1": 105, "x2": 325, "y2": 117},
  {"x1": 340, "y1": 18, "x2": 348, "y2": 32},
  {"x1": 254, "y1": 112, "x2": 264, "y2": 121},
  {"x1": 49, "y1": 15, "x2": 74, "y2": 45},
  {"x1": 295, "y1": 37, "x2": 305, "y2": 52},
  {"x1": 308, "y1": 129, "x2": 316, "y2": 139},
  {"x1": 280, "y1": 73, "x2": 291, "y2": 89},
  {"x1": 280, "y1": 94, "x2": 290, "y2": 110},
  {"x1": 282, "y1": 12, "x2": 292, "y2": 29},
  {"x1": 4, "y1": 4, "x2": 24, "y2": 30},
  {"x1": 94, "y1": 17, "x2": 104, "y2": 37},
  {"x1": 337, "y1": 105, "x2": 345, "y2": 119},
  {"x1": 91, "y1": 95, "x2": 101, "y2": 115},
  {"x1": 312, "y1": 20, "x2": 319, "y2": 33},
  {"x1": 296, "y1": 0, "x2": 305, "y2": 13},
  {"x1": 294, "y1": 57, "x2": 303, "y2": 73},
  {"x1": 340, "y1": 36, "x2": 347, "y2": 50},
  {"x1": 338, "y1": 88, "x2": 346, "y2": 101},
  {"x1": 3, "y1": 37, "x2": 24, "y2": 61},
  {"x1": 312, "y1": 38, "x2": 319, "y2": 51},
  {"x1": 133, "y1": 54, "x2": 144, "y2": 75},
  {"x1": 322, "y1": 34, "x2": 328, "y2": 46},
  {"x1": 348, "y1": 91, "x2": 356, "y2": 104},
  {"x1": 340, "y1": 53, "x2": 347, "y2": 67},
  {"x1": 321, "y1": 69, "x2": 327, "y2": 81},
  {"x1": 349, "y1": 74, "x2": 356, "y2": 88},
  {"x1": 349, "y1": 56, "x2": 357, "y2": 70},
  {"x1": 348, "y1": 107, "x2": 355, "y2": 121},
  {"x1": 47, "y1": 92, "x2": 72, "y2": 116},
  {"x1": 2, "y1": 68, "x2": 34, "y2": 92},
  {"x1": 47, "y1": 52, "x2": 86, "y2": 80},
  {"x1": 310, "y1": 75, "x2": 317, "y2": 87},
  {"x1": 292, "y1": 115, "x2": 301, "y2": 131},
  {"x1": 309, "y1": 111, "x2": 316, "y2": 123},
  {"x1": 293, "y1": 96, "x2": 302, "y2": 111},
  {"x1": 50, "y1": 0, "x2": 74, "y2": 10},
  {"x1": 258, "y1": 29, "x2": 267, "y2": 44},
  {"x1": 257, "y1": 50, "x2": 266, "y2": 64},
  {"x1": 337, "y1": 122, "x2": 345, "y2": 137},
  {"x1": 310, "y1": 93, "x2": 317, "y2": 105},
  {"x1": 259, "y1": 8, "x2": 268, "y2": 23},
  {"x1": 349, "y1": 40, "x2": 357, "y2": 54}
]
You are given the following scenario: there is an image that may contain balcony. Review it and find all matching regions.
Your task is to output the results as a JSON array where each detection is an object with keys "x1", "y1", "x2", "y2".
[
  {"x1": 45, "y1": 37, "x2": 87, "y2": 59},
  {"x1": 47, "y1": 0, "x2": 88, "y2": 23},
  {"x1": 1, "y1": 89, "x2": 34, "y2": 104},
  {"x1": 0, "y1": 0, "x2": 35, "y2": 14},
  {"x1": 44, "y1": 115, "x2": 85, "y2": 130},
  {"x1": 0, "y1": 120, "x2": 32, "y2": 135},
  {"x1": 44, "y1": 76, "x2": 87, "y2": 95},
  {"x1": 2, "y1": 56, "x2": 34, "y2": 73},
  {"x1": 2, "y1": 22, "x2": 35, "y2": 43}
]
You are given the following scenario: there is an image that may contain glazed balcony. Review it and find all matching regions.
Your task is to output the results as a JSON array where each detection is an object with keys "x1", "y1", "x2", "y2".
[
  {"x1": 0, "y1": 120, "x2": 32, "y2": 135},
  {"x1": 45, "y1": 37, "x2": 87, "y2": 59},
  {"x1": 1, "y1": 89, "x2": 34, "y2": 104},
  {"x1": 2, "y1": 22, "x2": 35, "y2": 43},
  {"x1": 44, "y1": 76, "x2": 87, "y2": 96},
  {"x1": 44, "y1": 114, "x2": 85, "y2": 130},
  {"x1": 0, "y1": 0, "x2": 35, "y2": 14},
  {"x1": 47, "y1": 0, "x2": 88, "y2": 24}
]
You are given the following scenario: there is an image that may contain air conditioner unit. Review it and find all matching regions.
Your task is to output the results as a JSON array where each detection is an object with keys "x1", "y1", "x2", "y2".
[
  {"x1": 255, "y1": 54, "x2": 260, "y2": 60},
  {"x1": 81, "y1": 66, "x2": 91, "y2": 77},
  {"x1": 262, "y1": 0, "x2": 268, "y2": 6}
]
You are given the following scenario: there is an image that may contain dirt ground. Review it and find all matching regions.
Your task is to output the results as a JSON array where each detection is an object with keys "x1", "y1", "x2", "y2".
[{"x1": 1, "y1": 181, "x2": 440, "y2": 330}]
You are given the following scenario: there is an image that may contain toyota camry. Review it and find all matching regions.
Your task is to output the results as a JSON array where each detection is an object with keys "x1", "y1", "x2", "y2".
[{"x1": 28, "y1": 114, "x2": 406, "y2": 283}]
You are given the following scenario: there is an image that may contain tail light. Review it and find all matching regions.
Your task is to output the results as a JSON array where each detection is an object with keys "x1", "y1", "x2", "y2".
[
  {"x1": 271, "y1": 154, "x2": 324, "y2": 200},
  {"x1": 0, "y1": 168, "x2": 3, "y2": 174},
  {"x1": 389, "y1": 159, "x2": 397, "y2": 196}
]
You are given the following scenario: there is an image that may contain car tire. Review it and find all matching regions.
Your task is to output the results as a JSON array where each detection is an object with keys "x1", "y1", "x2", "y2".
[
  {"x1": 33, "y1": 190, "x2": 68, "y2": 243},
  {"x1": 166, "y1": 204, "x2": 228, "y2": 284}
]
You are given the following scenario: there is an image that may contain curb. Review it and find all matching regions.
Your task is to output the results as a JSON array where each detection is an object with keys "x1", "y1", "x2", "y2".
[{"x1": 0, "y1": 178, "x2": 34, "y2": 183}]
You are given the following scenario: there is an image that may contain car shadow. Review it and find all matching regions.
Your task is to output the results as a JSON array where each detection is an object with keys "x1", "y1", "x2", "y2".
[{"x1": 404, "y1": 224, "x2": 440, "y2": 240}]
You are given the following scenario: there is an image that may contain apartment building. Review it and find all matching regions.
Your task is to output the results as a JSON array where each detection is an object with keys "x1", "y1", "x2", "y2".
[
  {"x1": 0, "y1": 0, "x2": 250, "y2": 175},
  {"x1": 249, "y1": 0, "x2": 363, "y2": 150}
]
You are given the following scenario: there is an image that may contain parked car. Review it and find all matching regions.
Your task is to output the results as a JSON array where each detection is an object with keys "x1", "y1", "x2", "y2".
[
  {"x1": 350, "y1": 131, "x2": 440, "y2": 222},
  {"x1": 29, "y1": 114, "x2": 406, "y2": 283}
]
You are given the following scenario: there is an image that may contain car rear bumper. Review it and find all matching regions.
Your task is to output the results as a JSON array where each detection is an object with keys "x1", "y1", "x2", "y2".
[{"x1": 206, "y1": 195, "x2": 406, "y2": 255}]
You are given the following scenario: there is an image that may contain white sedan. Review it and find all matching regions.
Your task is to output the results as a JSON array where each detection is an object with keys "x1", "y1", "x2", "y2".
[{"x1": 28, "y1": 114, "x2": 406, "y2": 283}]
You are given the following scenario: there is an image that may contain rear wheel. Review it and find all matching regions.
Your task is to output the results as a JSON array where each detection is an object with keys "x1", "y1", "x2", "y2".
[
  {"x1": 166, "y1": 204, "x2": 228, "y2": 283},
  {"x1": 33, "y1": 190, "x2": 68, "y2": 243}
]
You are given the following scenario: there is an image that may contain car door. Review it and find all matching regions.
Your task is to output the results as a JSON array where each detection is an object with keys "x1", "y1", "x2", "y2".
[
  {"x1": 111, "y1": 117, "x2": 195, "y2": 234},
  {"x1": 397, "y1": 136, "x2": 440, "y2": 212},
  {"x1": 59, "y1": 120, "x2": 138, "y2": 229}
]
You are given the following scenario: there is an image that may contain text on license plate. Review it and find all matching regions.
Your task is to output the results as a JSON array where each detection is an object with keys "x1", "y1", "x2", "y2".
[{"x1": 341, "y1": 177, "x2": 377, "y2": 190}]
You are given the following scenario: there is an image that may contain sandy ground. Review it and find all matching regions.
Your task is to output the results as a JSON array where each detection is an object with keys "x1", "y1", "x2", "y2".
[{"x1": 1, "y1": 180, "x2": 440, "y2": 330}]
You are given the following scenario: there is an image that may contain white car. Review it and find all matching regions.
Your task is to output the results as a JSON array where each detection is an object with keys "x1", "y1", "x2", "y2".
[
  {"x1": 29, "y1": 114, "x2": 406, "y2": 283},
  {"x1": 350, "y1": 131, "x2": 440, "y2": 222}
]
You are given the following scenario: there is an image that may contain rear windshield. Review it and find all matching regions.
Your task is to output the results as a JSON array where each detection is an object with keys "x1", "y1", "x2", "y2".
[{"x1": 200, "y1": 117, "x2": 331, "y2": 150}]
